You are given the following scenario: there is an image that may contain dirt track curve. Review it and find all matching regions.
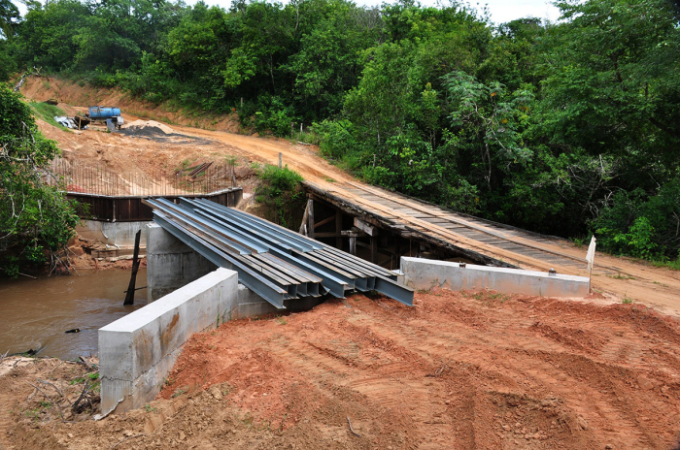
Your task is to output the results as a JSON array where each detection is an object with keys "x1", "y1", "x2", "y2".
[{"x1": 149, "y1": 122, "x2": 680, "y2": 317}]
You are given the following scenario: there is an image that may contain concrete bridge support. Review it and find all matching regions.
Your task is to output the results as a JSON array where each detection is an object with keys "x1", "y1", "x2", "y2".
[{"x1": 145, "y1": 222, "x2": 323, "y2": 314}]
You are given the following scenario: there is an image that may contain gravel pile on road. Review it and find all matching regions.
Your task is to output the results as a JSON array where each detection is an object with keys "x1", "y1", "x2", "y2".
[{"x1": 119, "y1": 120, "x2": 210, "y2": 144}]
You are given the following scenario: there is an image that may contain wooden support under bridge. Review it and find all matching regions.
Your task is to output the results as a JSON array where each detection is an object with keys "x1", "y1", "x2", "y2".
[{"x1": 299, "y1": 197, "x2": 385, "y2": 266}]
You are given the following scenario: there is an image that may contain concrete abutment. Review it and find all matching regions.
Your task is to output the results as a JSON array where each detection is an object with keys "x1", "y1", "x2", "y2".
[{"x1": 400, "y1": 257, "x2": 590, "y2": 298}]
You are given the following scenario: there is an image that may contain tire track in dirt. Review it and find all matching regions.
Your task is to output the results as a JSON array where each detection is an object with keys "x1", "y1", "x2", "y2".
[
  {"x1": 163, "y1": 291, "x2": 680, "y2": 448},
  {"x1": 5, "y1": 289, "x2": 680, "y2": 448}
]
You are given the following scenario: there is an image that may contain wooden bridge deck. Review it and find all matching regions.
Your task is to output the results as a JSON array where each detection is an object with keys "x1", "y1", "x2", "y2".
[{"x1": 304, "y1": 180, "x2": 680, "y2": 315}]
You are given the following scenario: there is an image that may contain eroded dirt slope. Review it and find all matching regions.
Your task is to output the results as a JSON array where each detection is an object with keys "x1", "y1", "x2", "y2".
[{"x1": 4, "y1": 290, "x2": 679, "y2": 449}]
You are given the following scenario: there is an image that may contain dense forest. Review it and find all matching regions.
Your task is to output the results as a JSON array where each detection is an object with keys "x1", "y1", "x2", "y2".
[{"x1": 1, "y1": 0, "x2": 679, "y2": 265}]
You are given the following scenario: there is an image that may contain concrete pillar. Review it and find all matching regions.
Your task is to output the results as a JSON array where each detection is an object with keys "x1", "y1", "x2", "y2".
[{"x1": 145, "y1": 223, "x2": 216, "y2": 302}]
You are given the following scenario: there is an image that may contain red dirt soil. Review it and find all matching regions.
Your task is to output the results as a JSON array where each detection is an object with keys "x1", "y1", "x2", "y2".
[
  {"x1": 157, "y1": 289, "x2": 680, "y2": 450},
  {"x1": 3, "y1": 290, "x2": 680, "y2": 449}
]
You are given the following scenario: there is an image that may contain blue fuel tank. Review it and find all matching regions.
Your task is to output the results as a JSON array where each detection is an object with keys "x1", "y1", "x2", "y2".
[{"x1": 88, "y1": 106, "x2": 121, "y2": 119}]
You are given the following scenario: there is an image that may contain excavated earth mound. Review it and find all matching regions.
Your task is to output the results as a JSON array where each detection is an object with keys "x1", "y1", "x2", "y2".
[{"x1": 2, "y1": 289, "x2": 680, "y2": 449}]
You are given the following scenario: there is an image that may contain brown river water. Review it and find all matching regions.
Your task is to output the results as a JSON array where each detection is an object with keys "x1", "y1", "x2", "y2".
[{"x1": 0, "y1": 269, "x2": 146, "y2": 360}]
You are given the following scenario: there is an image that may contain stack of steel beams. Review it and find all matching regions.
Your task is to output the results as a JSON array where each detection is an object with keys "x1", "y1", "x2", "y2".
[{"x1": 146, "y1": 197, "x2": 414, "y2": 309}]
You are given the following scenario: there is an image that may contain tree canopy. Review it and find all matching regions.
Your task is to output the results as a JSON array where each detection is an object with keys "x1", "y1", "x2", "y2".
[{"x1": 0, "y1": 0, "x2": 678, "y2": 264}]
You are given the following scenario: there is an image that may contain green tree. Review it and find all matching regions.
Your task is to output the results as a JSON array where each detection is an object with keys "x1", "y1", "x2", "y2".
[{"x1": 0, "y1": 85, "x2": 79, "y2": 276}]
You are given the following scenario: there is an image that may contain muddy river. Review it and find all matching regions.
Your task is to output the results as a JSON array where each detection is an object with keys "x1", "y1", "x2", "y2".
[{"x1": 0, "y1": 269, "x2": 146, "y2": 360}]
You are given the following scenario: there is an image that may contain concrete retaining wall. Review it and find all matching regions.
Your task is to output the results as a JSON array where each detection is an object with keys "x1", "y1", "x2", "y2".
[
  {"x1": 99, "y1": 268, "x2": 238, "y2": 416},
  {"x1": 400, "y1": 257, "x2": 589, "y2": 298},
  {"x1": 77, "y1": 220, "x2": 150, "y2": 248}
]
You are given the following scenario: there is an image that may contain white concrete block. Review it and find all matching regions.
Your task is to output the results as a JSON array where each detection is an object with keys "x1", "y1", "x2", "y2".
[
  {"x1": 146, "y1": 223, "x2": 194, "y2": 255},
  {"x1": 99, "y1": 268, "x2": 238, "y2": 415},
  {"x1": 400, "y1": 257, "x2": 589, "y2": 298}
]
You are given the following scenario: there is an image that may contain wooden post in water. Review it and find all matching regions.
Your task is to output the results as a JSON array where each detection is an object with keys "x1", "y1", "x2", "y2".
[{"x1": 124, "y1": 230, "x2": 142, "y2": 306}]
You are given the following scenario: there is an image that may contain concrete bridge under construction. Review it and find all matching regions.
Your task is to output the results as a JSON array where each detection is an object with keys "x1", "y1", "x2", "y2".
[{"x1": 98, "y1": 178, "x2": 680, "y2": 416}]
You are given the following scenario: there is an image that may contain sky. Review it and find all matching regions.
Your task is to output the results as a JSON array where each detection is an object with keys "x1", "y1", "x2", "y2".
[{"x1": 12, "y1": 0, "x2": 561, "y2": 25}]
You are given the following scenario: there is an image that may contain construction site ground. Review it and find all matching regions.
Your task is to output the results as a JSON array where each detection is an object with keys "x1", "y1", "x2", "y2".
[
  {"x1": 3, "y1": 77, "x2": 678, "y2": 449},
  {"x1": 2, "y1": 290, "x2": 680, "y2": 449}
]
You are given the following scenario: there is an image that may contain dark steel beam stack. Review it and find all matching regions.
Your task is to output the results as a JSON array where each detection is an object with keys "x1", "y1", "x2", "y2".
[{"x1": 146, "y1": 197, "x2": 414, "y2": 309}]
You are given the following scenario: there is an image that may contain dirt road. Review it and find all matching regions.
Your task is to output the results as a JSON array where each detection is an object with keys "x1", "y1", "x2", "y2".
[{"x1": 3, "y1": 290, "x2": 680, "y2": 449}]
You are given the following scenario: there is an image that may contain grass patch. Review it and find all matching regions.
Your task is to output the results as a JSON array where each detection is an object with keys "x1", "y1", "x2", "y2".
[
  {"x1": 172, "y1": 388, "x2": 186, "y2": 398},
  {"x1": 652, "y1": 257, "x2": 680, "y2": 271},
  {"x1": 606, "y1": 273, "x2": 635, "y2": 280},
  {"x1": 28, "y1": 101, "x2": 69, "y2": 130},
  {"x1": 622, "y1": 297, "x2": 634, "y2": 304}
]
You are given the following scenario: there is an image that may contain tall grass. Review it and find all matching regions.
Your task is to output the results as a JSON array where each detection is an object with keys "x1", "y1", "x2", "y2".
[{"x1": 28, "y1": 101, "x2": 68, "y2": 130}]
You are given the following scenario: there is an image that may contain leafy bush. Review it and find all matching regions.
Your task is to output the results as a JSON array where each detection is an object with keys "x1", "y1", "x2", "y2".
[
  {"x1": 252, "y1": 96, "x2": 295, "y2": 137},
  {"x1": 255, "y1": 165, "x2": 305, "y2": 228},
  {"x1": 313, "y1": 119, "x2": 357, "y2": 160}
]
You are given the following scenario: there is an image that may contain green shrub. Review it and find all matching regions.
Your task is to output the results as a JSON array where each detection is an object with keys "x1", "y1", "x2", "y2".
[
  {"x1": 251, "y1": 95, "x2": 295, "y2": 137},
  {"x1": 591, "y1": 180, "x2": 680, "y2": 261},
  {"x1": 255, "y1": 165, "x2": 305, "y2": 228},
  {"x1": 313, "y1": 119, "x2": 357, "y2": 160}
]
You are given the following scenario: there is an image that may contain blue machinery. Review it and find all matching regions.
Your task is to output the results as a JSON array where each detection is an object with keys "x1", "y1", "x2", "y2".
[
  {"x1": 88, "y1": 106, "x2": 124, "y2": 130},
  {"x1": 145, "y1": 198, "x2": 414, "y2": 309}
]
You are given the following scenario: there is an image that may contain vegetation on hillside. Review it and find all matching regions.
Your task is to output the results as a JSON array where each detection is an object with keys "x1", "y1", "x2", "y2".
[{"x1": 0, "y1": 0, "x2": 678, "y2": 264}]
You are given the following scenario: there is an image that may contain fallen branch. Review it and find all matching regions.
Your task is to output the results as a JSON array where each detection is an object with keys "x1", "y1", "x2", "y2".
[
  {"x1": 76, "y1": 356, "x2": 92, "y2": 370},
  {"x1": 71, "y1": 382, "x2": 92, "y2": 414},
  {"x1": 38, "y1": 379, "x2": 64, "y2": 397},
  {"x1": 0, "y1": 267, "x2": 36, "y2": 279},
  {"x1": 346, "y1": 416, "x2": 361, "y2": 438},
  {"x1": 27, "y1": 381, "x2": 65, "y2": 421}
]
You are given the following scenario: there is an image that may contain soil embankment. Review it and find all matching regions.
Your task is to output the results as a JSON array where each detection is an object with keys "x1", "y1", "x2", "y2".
[{"x1": 2, "y1": 289, "x2": 680, "y2": 449}]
